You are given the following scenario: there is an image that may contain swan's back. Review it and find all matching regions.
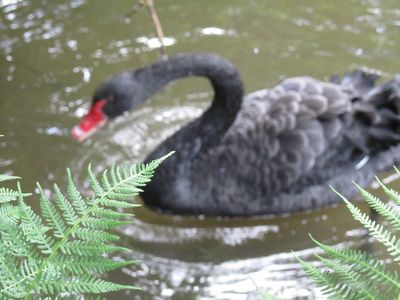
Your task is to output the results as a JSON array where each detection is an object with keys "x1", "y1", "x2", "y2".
[
  {"x1": 190, "y1": 74, "x2": 400, "y2": 215},
  {"x1": 227, "y1": 76, "x2": 354, "y2": 181}
]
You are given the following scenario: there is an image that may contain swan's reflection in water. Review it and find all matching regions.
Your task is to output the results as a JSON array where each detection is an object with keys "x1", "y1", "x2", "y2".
[{"x1": 110, "y1": 204, "x2": 370, "y2": 300}]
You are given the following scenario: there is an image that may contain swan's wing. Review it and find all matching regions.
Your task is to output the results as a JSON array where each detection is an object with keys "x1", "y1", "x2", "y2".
[{"x1": 222, "y1": 76, "x2": 353, "y2": 193}]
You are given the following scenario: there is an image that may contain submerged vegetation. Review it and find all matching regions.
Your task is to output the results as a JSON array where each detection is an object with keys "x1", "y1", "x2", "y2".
[{"x1": 0, "y1": 151, "x2": 172, "y2": 299}]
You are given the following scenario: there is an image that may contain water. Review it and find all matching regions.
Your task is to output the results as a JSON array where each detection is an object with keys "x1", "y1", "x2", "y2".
[{"x1": 1, "y1": 0, "x2": 400, "y2": 299}]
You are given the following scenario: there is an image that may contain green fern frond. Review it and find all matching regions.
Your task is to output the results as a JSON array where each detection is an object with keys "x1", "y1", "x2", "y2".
[
  {"x1": 0, "y1": 152, "x2": 173, "y2": 298},
  {"x1": 0, "y1": 174, "x2": 20, "y2": 182},
  {"x1": 1, "y1": 219, "x2": 36, "y2": 258},
  {"x1": 59, "y1": 241, "x2": 130, "y2": 256},
  {"x1": 297, "y1": 252, "x2": 384, "y2": 300},
  {"x1": 0, "y1": 188, "x2": 25, "y2": 203},
  {"x1": 0, "y1": 175, "x2": 30, "y2": 204},
  {"x1": 82, "y1": 217, "x2": 131, "y2": 230},
  {"x1": 258, "y1": 289, "x2": 279, "y2": 300},
  {"x1": 72, "y1": 228, "x2": 120, "y2": 243},
  {"x1": 394, "y1": 166, "x2": 400, "y2": 179},
  {"x1": 298, "y1": 175, "x2": 400, "y2": 300},
  {"x1": 55, "y1": 255, "x2": 139, "y2": 275},
  {"x1": 38, "y1": 184, "x2": 67, "y2": 239},
  {"x1": 296, "y1": 255, "x2": 344, "y2": 299},
  {"x1": 52, "y1": 183, "x2": 79, "y2": 226},
  {"x1": 354, "y1": 181, "x2": 400, "y2": 231},
  {"x1": 251, "y1": 277, "x2": 278, "y2": 300},
  {"x1": 87, "y1": 165, "x2": 104, "y2": 195},
  {"x1": 66, "y1": 169, "x2": 89, "y2": 217},
  {"x1": 0, "y1": 203, "x2": 20, "y2": 222},
  {"x1": 310, "y1": 236, "x2": 400, "y2": 292},
  {"x1": 38, "y1": 275, "x2": 140, "y2": 294},
  {"x1": 332, "y1": 187, "x2": 400, "y2": 262},
  {"x1": 18, "y1": 201, "x2": 54, "y2": 255},
  {"x1": 91, "y1": 207, "x2": 134, "y2": 219},
  {"x1": 315, "y1": 254, "x2": 380, "y2": 299},
  {"x1": 375, "y1": 176, "x2": 400, "y2": 208}
]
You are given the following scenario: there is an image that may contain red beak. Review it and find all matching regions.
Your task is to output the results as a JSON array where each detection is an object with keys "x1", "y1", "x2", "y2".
[{"x1": 71, "y1": 99, "x2": 107, "y2": 142}]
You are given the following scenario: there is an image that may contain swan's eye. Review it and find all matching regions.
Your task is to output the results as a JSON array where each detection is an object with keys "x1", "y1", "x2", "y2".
[{"x1": 105, "y1": 95, "x2": 114, "y2": 103}]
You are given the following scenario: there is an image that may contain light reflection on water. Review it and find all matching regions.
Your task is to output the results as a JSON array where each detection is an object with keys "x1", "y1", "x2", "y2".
[{"x1": 1, "y1": 0, "x2": 400, "y2": 299}]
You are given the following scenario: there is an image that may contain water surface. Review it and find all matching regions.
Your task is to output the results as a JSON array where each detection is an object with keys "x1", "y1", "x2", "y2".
[{"x1": 1, "y1": 0, "x2": 400, "y2": 299}]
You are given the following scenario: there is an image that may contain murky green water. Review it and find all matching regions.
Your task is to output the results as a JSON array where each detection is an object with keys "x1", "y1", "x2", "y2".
[{"x1": 1, "y1": 0, "x2": 400, "y2": 299}]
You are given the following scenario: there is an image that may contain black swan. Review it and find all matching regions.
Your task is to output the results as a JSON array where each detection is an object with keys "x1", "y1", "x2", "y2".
[{"x1": 72, "y1": 53, "x2": 400, "y2": 216}]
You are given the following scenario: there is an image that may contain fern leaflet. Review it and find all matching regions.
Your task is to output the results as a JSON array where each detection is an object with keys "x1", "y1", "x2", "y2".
[
  {"x1": 0, "y1": 152, "x2": 173, "y2": 298},
  {"x1": 297, "y1": 173, "x2": 400, "y2": 300}
]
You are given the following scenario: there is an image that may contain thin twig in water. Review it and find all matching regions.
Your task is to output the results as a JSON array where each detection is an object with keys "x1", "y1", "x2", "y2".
[{"x1": 143, "y1": 0, "x2": 167, "y2": 59}]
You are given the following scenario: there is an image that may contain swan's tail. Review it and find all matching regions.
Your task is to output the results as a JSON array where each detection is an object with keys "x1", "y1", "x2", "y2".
[
  {"x1": 345, "y1": 71, "x2": 400, "y2": 148},
  {"x1": 337, "y1": 69, "x2": 380, "y2": 96},
  {"x1": 330, "y1": 69, "x2": 380, "y2": 97}
]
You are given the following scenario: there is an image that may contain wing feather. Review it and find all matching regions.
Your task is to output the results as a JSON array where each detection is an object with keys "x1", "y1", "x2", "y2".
[{"x1": 223, "y1": 76, "x2": 352, "y2": 193}]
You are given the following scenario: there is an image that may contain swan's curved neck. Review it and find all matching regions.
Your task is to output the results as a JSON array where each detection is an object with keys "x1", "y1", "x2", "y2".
[{"x1": 135, "y1": 53, "x2": 244, "y2": 150}]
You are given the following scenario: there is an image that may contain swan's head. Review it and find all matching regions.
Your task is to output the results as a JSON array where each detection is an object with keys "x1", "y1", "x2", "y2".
[{"x1": 71, "y1": 71, "x2": 144, "y2": 141}]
